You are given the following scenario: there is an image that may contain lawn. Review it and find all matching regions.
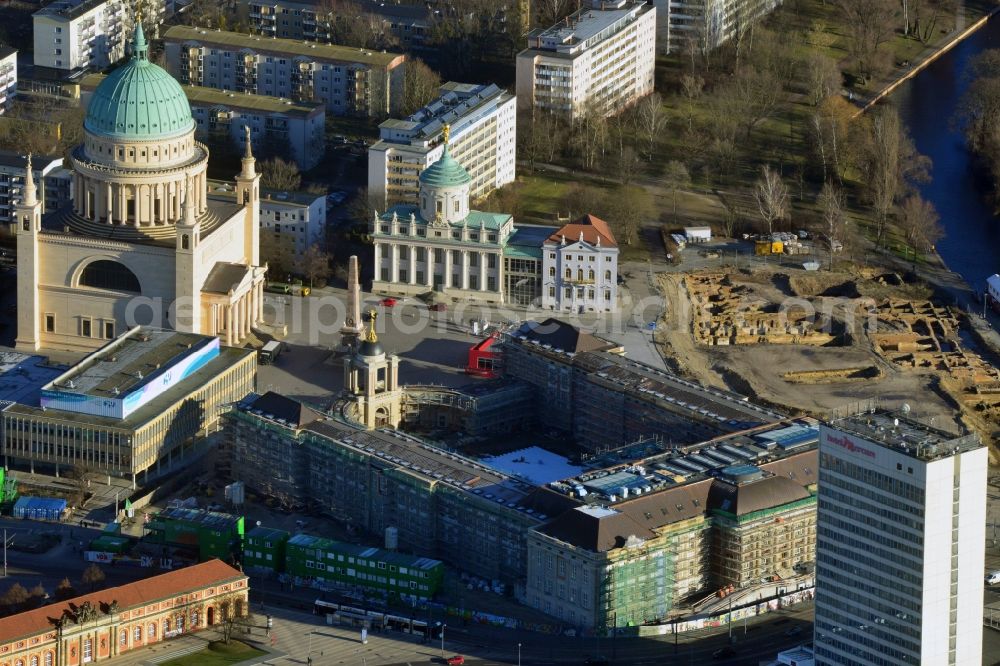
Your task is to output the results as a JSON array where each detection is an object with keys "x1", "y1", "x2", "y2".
[{"x1": 160, "y1": 640, "x2": 266, "y2": 666}]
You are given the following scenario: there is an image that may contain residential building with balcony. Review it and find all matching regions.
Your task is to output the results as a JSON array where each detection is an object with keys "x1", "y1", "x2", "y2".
[
  {"x1": 162, "y1": 25, "x2": 406, "y2": 118},
  {"x1": 78, "y1": 73, "x2": 325, "y2": 170},
  {"x1": 541, "y1": 214, "x2": 619, "y2": 313},
  {"x1": 32, "y1": 0, "x2": 166, "y2": 75},
  {"x1": 515, "y1": 0, "x2": 656, "y2": 121},
  {"x1": 240, "y1": 0, "x2": 432, "y2": 50},
  {"x1": 0, "y1": 151, "x2": 69, "y2": 225},
  {"x1": 662, "y1": 0, "x2": 783, "y2": 54},
  {"x1": 368, "y1": 82, "x2": 516, "y2": 208},
  {"x1": 0, "y1": 48, "x2": 16, "y2": 114}
]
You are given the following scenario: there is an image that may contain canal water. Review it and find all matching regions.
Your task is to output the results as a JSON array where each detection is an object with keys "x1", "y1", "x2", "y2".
[{"x1": 892, "y1": 17, "x2": 1000, "y2": 292}]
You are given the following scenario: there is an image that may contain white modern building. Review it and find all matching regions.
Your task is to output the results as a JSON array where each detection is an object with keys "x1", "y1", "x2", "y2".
[
  {"x1": 814, "y1": 409, "x2": 987, "y2": 666},
  {"x1": 661, "y1": 0, "x2": 783, "y2": 53},
  {"x1": 368, "y1": 82, "x2": 516, "y2": 208},
  {"x1": 32, "y1": 0, "x2": 167, "y2": 74},
  {"x1": 541, "y1": 214, "x2": 619, "y2": 312},
  {"x1": 0, "y1": 47, "x2": 16, "y2": 114},
  {"x1": 516, "y1": 0, "x2": 656, "y2": 121},
  {"x1": 78, "y1": 74, "x2": 325, "y2": 170},
  {"x1": 370, "y1": 128, "x2": 514, "y2": 305},
  {"x1": 259, "y1": 189, "x2": 325, "y2": 263},
  {"x1": 208, "y1": 182, "x2": 325, "y2": 267},
  {"x1": 162, "y1": 25, "x2": 406, "y2": 118},
  {"x1": 0, "y1": 152, "x2": 70, "y2": 225}
]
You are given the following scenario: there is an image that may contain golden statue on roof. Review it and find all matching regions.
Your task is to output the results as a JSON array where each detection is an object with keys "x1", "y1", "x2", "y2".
[
  {"x1": 365, "y1": 308, "x2": 378, "y2": 343},
  {"x1": 442, "y1": 123, "x2": 451, "y2": 145}
]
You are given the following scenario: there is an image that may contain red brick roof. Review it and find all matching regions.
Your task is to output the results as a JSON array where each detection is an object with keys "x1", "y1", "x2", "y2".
[
  {"x1": 547, "y1": 214, "x2": 618, "y2": 248},
  {"x1": 0, "y1": 559, "x2": 245, "y2": 643}
]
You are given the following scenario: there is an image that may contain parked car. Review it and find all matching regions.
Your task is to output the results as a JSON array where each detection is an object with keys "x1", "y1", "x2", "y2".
[
  {"x1": 713, "y1": 646, "x2": 737, "y2": 659},
  {"x1": 785, "y1": 626, "x2": 803, "y2": 637},
  {"x1": 986, "y1": 571, "x2": 1000, "y2": 585},
  {"x1": 380, "y1": 297, "x2": 399, "y2": 308},
  {"x1": 429, "y1": 303, "x2": 447, "y2": 312},
  {"x1": 445, "y1": 656, "x2": 465, "y2": 666}
]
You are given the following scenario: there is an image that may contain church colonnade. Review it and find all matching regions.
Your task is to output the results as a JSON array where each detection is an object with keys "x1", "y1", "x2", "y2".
[{"x1": 71, "y1": 167, "x2": 209, "y2": 227}]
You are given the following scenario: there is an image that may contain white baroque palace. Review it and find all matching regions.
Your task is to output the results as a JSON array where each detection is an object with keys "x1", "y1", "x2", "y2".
[{"x1": 15, "y1": 25, "x2": 265, "y2": 352}]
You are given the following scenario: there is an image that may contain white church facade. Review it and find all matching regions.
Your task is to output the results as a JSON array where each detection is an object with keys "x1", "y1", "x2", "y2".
[{"x1": 14, "y1": 25, "x2": 266, "y2": 352}]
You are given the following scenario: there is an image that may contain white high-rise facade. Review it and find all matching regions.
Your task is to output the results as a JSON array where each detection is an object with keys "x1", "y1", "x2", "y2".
[
  {"x1": 814, "y1": 410, "x2": 986, "y2": 666},
  {"x1": 515, "y1": 0, "x2": 656, "y2": 122}
]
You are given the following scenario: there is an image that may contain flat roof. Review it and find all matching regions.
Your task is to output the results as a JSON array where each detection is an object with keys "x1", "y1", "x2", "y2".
[
  {"x1": 0, "y1": 150, "x2": 62, "y2": 170},
  {"x1": 79, "y1": 74, "x2": 323, "y2": 116},
  {"x1": 827, "y1": 409, "x2": 982, "y2": 461},
  {"x1": 5, "y1": 345, "x2": 254, "y2": 428},
  {"x1": 525, "y1": 0, "x2": 650, "y2": 56},
  {"x1": 0, "y1": 353, "x2": 65, "y2": 405},
  {"x1": 154, "y1": 507, "x2": 242, "y2": 530},
  {"x1": 34, "y1": 0, "x2": 108, "y2": 20},
  {"x1": 44, "y1": 329, "x2": 209, "y2": 397},
  {"x1": 378, "y1": 82, "x2": 512, "y2": 142},
  {"x1": 0, "y1": 46, "x2": 16, "y2": 60},
  {"x1": 164, "y1": 25, "x2": 403, "y2": 69},
  {"x1": 287, "y1": 533, "x2": 442, "y2": 569},
  {"x1": 209, "y1": 180, "x2": 322, "y2": 207},
  {"x1": 505, "y1": 225, "x2": 558, "y2": 260}
]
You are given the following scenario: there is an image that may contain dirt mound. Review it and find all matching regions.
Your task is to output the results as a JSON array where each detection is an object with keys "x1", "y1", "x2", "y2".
[
  {"x1": 783, "y1": 366, "x2": 882, "y2": 383},
  {"x1": 787, "y1": 271, "x2": 857, "y2": 298}
]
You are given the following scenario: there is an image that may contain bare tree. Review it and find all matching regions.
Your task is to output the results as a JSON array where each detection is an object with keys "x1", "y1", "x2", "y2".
[
  {"x1": 717, "y1": 65, "x2": 783, "y2": 141},
  {"x1": 1, "y1": 583, "x2": 29, "y2": 613},
  {"x1": 215, "y1": 592, "x2": 250, "y2": 645},
  {"x1": 899, "y1": 194, "x2": 943, "y2": 263},
  {"x1": 661, "y1": 160, "x2": 691, "y2": 221},
  {"x1": 802, "y1": 53, "x2": 843, "y2": 106},
  {"x1": 535, "y1": 0, "x2": 573, "y2": 26},
  {"x1": 636, "y1": 93, "x2": 667, "y2": 159},
  {"x1": 836, "y1": 0, "x2": 898, "y2": 83},
  {"x1": 818, "y1": 182, "x2": 847, "y2": 270},
  {"x1": 54, "y1": 578, "x2": 76, "y2": 601},
  {"x1": 27, "y1": 584, "x2": 47, "y2": 610},
  {"x1": 861, "y1": 106, "x2": 930, "y2": 246},
  {"x1": 616, "y1": 146, "x2": 642, "y2": 186},
  {"x1": 610, "y1": 185, "x2": 651, "y2": 247},
  {"x1": 259, "y1": 157, "x2": 302, "y2": 192},
  {"x1": 81, "y1": 564, "x2": 106, "y2": 592},
  {"x1": 754, "y1": 165, "x2": 788, "y2": 235},
  {"x1": 571, "y1": 107, "x2": 608, "y2": 171},
  {"x1": 402, "y1": 59, "x2": 442, "y2": 116},
  {"x1": 301, "y1": 245, "x2": 332, "y2": 288}
]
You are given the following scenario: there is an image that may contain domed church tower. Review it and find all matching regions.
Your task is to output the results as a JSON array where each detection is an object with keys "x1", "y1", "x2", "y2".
[{"x1": 16, "y1": 24, "x2": 266, "y2": 351}]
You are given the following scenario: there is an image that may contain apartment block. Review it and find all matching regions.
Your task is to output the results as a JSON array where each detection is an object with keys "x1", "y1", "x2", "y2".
[
  {"x1": 368, "y1": 82, "x2": 516, "y2": 208},
  {"x1": 0, "y1": 48, "x2": 16, "y2": 114},
  {"x1": 242, "y1": 0, "x2": 432, "y2": 51},
  {"x1": 814, "y1": 410, "x2": 986, "y2": 665},
  {"x1": 33, "y1": 0, "x2": 166, "y2": 74},
  {"x1": 78, "y1": 74, "x2": 325, "y2": 170},
  {"x1": 0, "y1": 151, "x2": 69, "y2": 225},
  {"x1": 162, "y1": 25, "x2": 406, "y2": 118},
  {"x1": 516, "y1": 0, "x2": 656, "y2": 121},
  {"x1": 663, "y1": 0, "x2": 783, "y2": 53}
]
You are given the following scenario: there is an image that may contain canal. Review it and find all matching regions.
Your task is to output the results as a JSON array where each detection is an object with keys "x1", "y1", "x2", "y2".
[{"x1": 893, "y1": 16, "x2": 1000, "y2": 292}]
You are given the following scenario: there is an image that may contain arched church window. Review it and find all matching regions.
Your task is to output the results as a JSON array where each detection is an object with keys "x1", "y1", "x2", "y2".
[{"x1": 79, "y1": 260, "x2": 141, "y2": 293}]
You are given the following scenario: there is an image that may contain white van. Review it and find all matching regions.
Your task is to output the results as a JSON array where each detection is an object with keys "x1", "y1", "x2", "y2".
[{"x1": 985, "y1": 571, "x2": 1000, "y2": 585}]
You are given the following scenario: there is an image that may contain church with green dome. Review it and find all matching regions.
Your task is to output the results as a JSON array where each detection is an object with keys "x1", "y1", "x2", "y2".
[
  {"x1": 14, "y1": 25, "x2": 266, "y2": 352},
  {"x1": 369, "y1": 126, "x2": 515, "y2": 304}
]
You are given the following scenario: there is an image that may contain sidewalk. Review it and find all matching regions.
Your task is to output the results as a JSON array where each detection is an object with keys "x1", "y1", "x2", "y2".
[{"x1": 100, "y1": 629, "x2": 283, "y2": 666}]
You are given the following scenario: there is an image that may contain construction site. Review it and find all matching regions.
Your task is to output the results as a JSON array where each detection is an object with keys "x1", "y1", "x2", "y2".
[{"x1": 655, "y1": 266, "x2": 1000, "y2": 454}]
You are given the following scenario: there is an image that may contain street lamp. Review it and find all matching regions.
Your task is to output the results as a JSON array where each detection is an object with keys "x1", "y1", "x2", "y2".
[
  {"x1": 518, "y1": 642, "x2": 521, "y2": 666},
  {"x1": 439, "y1": 623, "x2": 446, "y2": 657}
]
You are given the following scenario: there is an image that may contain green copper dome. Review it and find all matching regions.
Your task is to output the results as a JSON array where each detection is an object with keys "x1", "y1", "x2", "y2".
[
  {"x1": 84, "y1": 24, "x2": 194, "y2": 139},
  {"x1": 419, "y1": 144, "x2": 472, "y2": 189}
]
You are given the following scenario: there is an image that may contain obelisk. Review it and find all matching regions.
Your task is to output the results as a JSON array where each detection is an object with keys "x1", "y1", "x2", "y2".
[{"x1": 340, "y1": 255, "x2": 364, "y2": 349}]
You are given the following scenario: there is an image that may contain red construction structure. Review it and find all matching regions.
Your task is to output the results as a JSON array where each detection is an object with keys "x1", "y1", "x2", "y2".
[{"x1": 465, "y1": 333, "x2": 502, "y2": 378}]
